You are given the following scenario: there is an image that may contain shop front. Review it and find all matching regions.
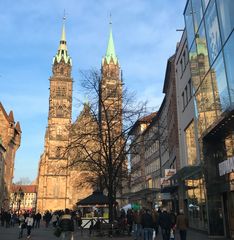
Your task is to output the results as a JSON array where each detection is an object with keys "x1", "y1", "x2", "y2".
[
  {"x1": 203, "y1": 113, "x2": 234, "y2": 239},
  {"x1": 170, "y1": 165, "x2": 208, "y2": 232}
]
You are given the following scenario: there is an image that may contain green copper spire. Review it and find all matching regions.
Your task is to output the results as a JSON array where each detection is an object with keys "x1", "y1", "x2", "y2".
[
  {"x1": 103, "y1": 20, "x2": 118, "y2": 65},
  {"x1": 53, "y1": 15, "x2": 72, "y2": 66}
]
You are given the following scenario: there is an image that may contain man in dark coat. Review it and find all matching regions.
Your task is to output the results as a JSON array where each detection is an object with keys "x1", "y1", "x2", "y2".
[
  {"x1": 58, "y1": 209, "x2": 74, "y2": 240},
  {"x1": 141, "y1": 209, "x2": 154, "y2": 240},
  {"x1": 158, "y1": 208, "x2": 172, "y2": 240}
]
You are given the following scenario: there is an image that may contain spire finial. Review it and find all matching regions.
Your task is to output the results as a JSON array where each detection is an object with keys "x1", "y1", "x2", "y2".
[
  {"x1": 53, "y1": 11, "x2": 72, "y2": 66},
  {"x1": 103, "y1": 14, "x2": 118, "y2": 65},
  {"x1": 109, "y1": 13, "x2": 112, "y2": 25},
  {"x1": 63, "y1": 9, "x2": 66, "y2": 22}
]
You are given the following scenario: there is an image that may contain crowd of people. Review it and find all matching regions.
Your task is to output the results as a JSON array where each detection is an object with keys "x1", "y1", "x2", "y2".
[
  {"x1": 0, "y1": 207, "x2": 188, "y2": 240},
  {"x1": 116, "y1": 207, "x2": 188, "y2": 240},
  {"x1": 0, "y1": 208, "x2": 81, "y2": 239}
]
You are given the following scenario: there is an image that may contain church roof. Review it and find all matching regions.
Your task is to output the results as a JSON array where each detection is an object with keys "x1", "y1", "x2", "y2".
[
  {"x1": 53, "y1": 17, "x2": 72, "y2": 66},
  {"x1": 102, "y1": 23, "x2": 118, "y2": 65}
]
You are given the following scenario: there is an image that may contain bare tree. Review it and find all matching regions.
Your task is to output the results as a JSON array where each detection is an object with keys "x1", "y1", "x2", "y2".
[
  {"x1": 14, "y1": 177, "x2": 32, "y2": 185},
  {"x1": 66, "y1": 69, "x2": 147, "y2": 222}
]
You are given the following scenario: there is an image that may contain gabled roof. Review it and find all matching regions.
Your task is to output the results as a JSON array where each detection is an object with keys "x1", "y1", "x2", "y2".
[
  {"x1": 129, "y1": 112, "x2": 157, "y2": 135},
  {"x1": 11, "y1": 185, "x2": 37, "y2": 193}
]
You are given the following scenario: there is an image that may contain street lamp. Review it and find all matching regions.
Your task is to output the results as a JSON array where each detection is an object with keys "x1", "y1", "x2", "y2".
[{"x1": 13, "y1": 187, "x2": 24, "y2": 214}]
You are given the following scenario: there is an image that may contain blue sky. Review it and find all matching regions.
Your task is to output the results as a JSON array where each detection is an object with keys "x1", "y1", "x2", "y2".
[{"x1": 0, "y1": 0, "x2": 185, "y2": 182}]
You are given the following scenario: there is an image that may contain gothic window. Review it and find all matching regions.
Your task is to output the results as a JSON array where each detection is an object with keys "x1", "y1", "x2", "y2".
[
  {"x1": 56, "y1": 147, "x2": 61, "y2": 158},
  {"x1": 60, "y1": 67, "x2": 64, "y2": 75},
  {"x1": 57, "y1": 105, "x2": 64, "y2": 117},
  {"x1": 56, "y1": 87, "x2": 66, "y2": 97}
]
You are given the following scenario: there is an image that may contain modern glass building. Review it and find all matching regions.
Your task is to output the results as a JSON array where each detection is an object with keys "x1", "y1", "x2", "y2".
[{"x1": 184, "y1": 0, "x2": 234, "y2": 238}]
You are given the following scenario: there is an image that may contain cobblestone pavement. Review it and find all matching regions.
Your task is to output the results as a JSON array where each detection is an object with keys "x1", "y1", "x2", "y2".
[{"x1": 0, "y1": 224, "x2": 212, "y2": 240}]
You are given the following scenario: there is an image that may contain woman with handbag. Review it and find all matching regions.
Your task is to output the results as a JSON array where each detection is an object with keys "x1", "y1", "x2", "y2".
[{"x1": 25, "y1": 213, "x2": 34, "y2": 239}]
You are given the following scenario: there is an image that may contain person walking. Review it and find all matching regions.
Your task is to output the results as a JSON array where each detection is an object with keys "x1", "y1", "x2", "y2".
[
  {"x1": 43, "y1": 210, "x2": 52, "y2": 228},
  {"x1": 18, "y1": 212, "x2": 25, "y2": 239},
  {"x1": 127, "y1": 209, "x2": 134, "y2": 236},
  {"x1": 141, "y1": 209, "x2": 154, "y2": 240},
  {"x1": 52, "y1": 212, "x2": 59, "y2": 227},
  {"x1": 58, "y1": 209, "x2": 74, "y2": 240},
  {"x1": 176, "y1": 209, "x2": 188, "y2": 240},
  {"x1": 133, "y1": 210, "x2": 142, "y2": 240},
  {"x1": 34, "y1": 212, "x2": 41, "y2": 228},
  {"x1": 25, "y1": 213, "x2": 34, "y2": 239},
  {"x1": 159, "y1": 208, "x2": 172, "y2": 240},
  {"x1": 152, "y1": 208, "x2": 159, "y2": 238}
]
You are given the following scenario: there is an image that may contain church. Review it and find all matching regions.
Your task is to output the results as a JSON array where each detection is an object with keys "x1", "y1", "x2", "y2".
[{"x1": 37, "y1": 19, "x2": 122, "y2": 212}]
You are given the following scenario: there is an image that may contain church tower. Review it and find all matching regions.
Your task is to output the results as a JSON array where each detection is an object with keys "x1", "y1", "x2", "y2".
[
  {"x1": 100, "y1": 22, "x2": 122, "y2": 134},
  {"x1": 37, "y1": 18, "x2": 73, "y2": 212}
]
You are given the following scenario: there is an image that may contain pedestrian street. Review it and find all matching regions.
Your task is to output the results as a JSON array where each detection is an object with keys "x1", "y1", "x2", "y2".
[{"x1": 0, "y1": 224, "x2": 210, "y2": 240}]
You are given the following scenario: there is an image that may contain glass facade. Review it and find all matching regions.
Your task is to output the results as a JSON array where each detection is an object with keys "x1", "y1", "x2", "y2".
[
  {"x1": 186, "y1": 177, "x2": 208, "y2": 231},
  {"x1": 185, "y1": 0, "x2": 234, "y2": 136},
  {"x1": 184, "y1": 0, "x2": 234, "y2": 236},
  {"x1": 185, "y1": 121, "x2": 197, "y2": 165}
]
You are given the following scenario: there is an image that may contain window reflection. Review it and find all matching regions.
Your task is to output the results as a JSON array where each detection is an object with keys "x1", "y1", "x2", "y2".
[
  {"x1": 207, "y1": 195, "x2": 225, "y2": 236},
  {"x1": 201, "y1": 72, "x2": 217, "y2": 129},
  {"x1": 192, "y1": 0, "x2": 203, "y2": 32},
  {"x1": 216, "y1": 0, "x2": 234, "y2": 43},
  {"x1": 196, "y1": 22, "x2": 210, "y2": 79},
  {"x1": 185, "y1": 0, "x2": 195, "y2": 49},
  {"x1": 211, "y1": 54, "x2": 230, "y2": 111},
  {"x1": 202, "y1": 0, "x2": 210, "y2": 11},
  {"x1": 190, "y1": 42, "x2": 201, "y2": 90},
  {"x1": 185, "y1": 121, "x2": 197, "y2": 165},
  {"x1": 186, "y1": 177, "x2": 207, "y2": 230},
  {"x1": 223, "y1": 32, "x2": 234, "y2": 105},
  {"x1": 205, "y1": 0, "x2": 222, "y2": 64},
  {"x1": 195, "y1": 90, "x2": 206, "y2": 136}
]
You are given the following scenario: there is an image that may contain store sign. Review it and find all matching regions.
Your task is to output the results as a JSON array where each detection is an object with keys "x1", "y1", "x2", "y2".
[
  {"x1": 165, "y1": 169, "x2": 176, "y2": 177},
  {"x1": 160, "y1": 177, "x2": 170, "y2": 186},
  {"x1": 219, "y1": 156, "x2": 234, "y2": 176},
  {"x1": 160, "y1": 169, "x2": 176, "y2": 187}
]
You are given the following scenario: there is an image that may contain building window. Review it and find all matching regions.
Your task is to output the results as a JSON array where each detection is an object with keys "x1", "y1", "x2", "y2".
[
  {"x1": 205, "y1": 0, "x2": 222, "y2": 64},
  {"x1": 190, "y1": 41, "x2": 201, "y2": 91},
  {"x1": 211, "y1": 53, "x2": 230, "y2": 112},
  {"x1": 223, "y1": 31, "x2": 234, "y2": 105},
  {"x1": 182, "y1": 92, "x2": 185, "y2": 110},
  {"x1": 216, "y1": 0, "x2": 234, "y2": 43},
  {"x1": 196, "y1": 22, "x2": 210, "y2": 79},
  {"x1": 185, "y1": 0, "x2": 195, "y2": 49},
  {"x1": 192, "y1": 0, "x2": 203, "y2": 32},
  {"x1": 185, "y1": 86, "x2": 188, "y2": 104},
  {"x1": 185, "y1": 120, "x2": 197, "y2": 165},
  {"x1": 188, "y1": 79, "x2": 193, "y2": 99},
  {"x1": 202, "y1": 0, "x2": 210, "y2": 11}
]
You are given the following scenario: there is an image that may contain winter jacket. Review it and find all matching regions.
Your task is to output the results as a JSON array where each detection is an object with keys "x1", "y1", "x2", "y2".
[
  {"x1": 158, "y1": 211, "x2": 172, "y2": 229},
  {"x1": 176, "y1": 214, "x2": 188, "y2": 230},
  {"x1": 141, "y1": 212, "x2": 154, "y2": 228},
  {"x1": 59, "y1": 214, "x2": 74, "y2": 232}
]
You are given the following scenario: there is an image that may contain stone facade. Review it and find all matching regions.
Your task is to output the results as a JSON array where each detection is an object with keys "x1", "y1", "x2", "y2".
[{"x1": 0, "y1": 102, "x2": 21, "y2": 209}]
